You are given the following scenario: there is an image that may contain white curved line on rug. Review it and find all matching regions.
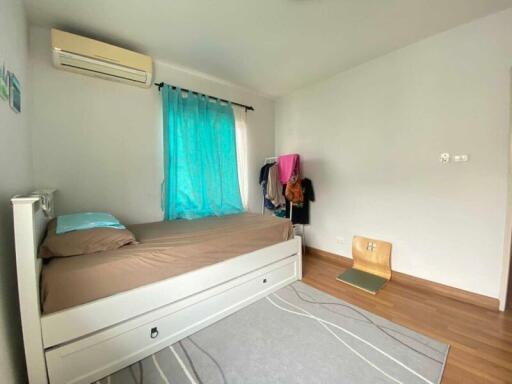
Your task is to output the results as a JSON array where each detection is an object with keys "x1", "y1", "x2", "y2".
[
  {"x1": 288, "y1": 285, "x2": 445, "y2": 361},
  {"x1": 270, "y1": 293, "x2": 435, "y2": 384},
  {"x1": 266, "y1": 296, "x2": 402, "y2": 384},
  {"x1": 152, "y1": 354, "x2": 170, "y2": 384},
  {"x1": 170, "y1": 345, "x2": 198, "y2": 384}
]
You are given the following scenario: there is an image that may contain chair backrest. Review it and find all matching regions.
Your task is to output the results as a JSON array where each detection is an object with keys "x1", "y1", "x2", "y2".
[{"x1": 352, "y1": 236, "x2": 392, "y2": 280}]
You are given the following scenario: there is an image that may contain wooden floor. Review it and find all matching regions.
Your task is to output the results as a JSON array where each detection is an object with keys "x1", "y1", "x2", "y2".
[{"x1": 303, "y1": 253, "x2": 512, "y2": 383}]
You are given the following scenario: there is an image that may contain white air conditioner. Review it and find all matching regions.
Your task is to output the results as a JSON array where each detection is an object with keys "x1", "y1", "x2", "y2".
[{"x1": 51, "y1": 29, "x2": 153, "y2": 88}]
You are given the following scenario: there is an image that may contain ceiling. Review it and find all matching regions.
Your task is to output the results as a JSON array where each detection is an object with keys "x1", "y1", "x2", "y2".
[{"x1": 23, "y1": 0, "x2": 512, "y2": 97}]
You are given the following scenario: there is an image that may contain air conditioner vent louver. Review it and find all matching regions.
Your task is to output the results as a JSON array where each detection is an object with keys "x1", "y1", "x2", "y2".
[{"x1": 51, "y1": 29, "x2": 153, "y2": 88}]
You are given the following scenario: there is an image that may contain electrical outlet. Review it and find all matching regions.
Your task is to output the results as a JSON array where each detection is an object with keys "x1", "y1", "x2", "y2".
[
  {"x1": 336, "y1": 236, "x2": 345, "y2": 245},
  {"x1": 453, "y1": 154, "x2": 469, "y2": 162}
]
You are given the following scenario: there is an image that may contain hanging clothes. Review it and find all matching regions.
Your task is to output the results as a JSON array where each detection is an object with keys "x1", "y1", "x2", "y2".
[
  {"x1": 266, "y1": 163, "x2": 285, "y2": 207},
  {"x1": 285, "y1": 177, "x2": 304, "y2": 205},
  {"x1": 278, "y1": 154, "x2": 300, "y2": 184},
  {"x1": 259, "y1": 163, "x2": 276, "y2": 210},
  {"x1": 286, "y1": 178, "x2": 315, "y2": 224},
  {"x1": 273, "y1": 208, "x2": 286, "y2": 218}
]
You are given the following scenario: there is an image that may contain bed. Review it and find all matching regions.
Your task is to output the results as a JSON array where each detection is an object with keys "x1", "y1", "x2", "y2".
[{"x1": 12, "y1": 191, "x2": 302, "y2": 384}]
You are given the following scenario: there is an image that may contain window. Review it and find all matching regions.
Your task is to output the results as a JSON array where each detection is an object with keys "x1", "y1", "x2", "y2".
[{"x1": 234, "y1": 106, "x2": 248, "y2": 210}]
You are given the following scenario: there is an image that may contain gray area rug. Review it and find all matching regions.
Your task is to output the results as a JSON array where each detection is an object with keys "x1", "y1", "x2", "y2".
[{"x1": 95, "y1": 282, "x2": 449, "y2": 384}]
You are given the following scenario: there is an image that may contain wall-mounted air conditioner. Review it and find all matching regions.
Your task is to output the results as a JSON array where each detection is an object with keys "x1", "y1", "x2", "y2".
[{"x1": 51, "y1": 29, "x2": 153, "y2": 88}]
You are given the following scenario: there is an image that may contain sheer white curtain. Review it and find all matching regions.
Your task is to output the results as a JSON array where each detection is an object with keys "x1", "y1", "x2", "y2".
[{"x1": 233, "y1": 106, "x2": 249, "y2": 209}]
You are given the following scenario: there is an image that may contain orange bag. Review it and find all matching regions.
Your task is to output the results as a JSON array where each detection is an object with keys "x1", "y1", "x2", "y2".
[{"x1": 285, "y1": 177, "x2": 304, "y2": 204}]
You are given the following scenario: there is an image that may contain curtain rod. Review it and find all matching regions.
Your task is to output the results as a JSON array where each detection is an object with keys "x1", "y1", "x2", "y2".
[{"x1": 154, "y1": 82, "x2": 255, "y2": 111}]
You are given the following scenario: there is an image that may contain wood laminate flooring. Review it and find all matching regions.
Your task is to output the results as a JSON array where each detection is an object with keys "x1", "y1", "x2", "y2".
[{"x1": 303, "y1": 252, "x2": 512, "y2": 383}]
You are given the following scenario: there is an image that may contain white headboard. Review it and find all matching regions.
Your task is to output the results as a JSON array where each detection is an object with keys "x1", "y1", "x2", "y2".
[{"x1": 11, "y1": 189, "x2": 55, "y2": 384}]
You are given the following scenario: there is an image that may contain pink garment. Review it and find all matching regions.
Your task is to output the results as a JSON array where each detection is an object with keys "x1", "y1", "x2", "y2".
[{"x1": 278, "y1": 154, "x2": 300, "y2": 184}]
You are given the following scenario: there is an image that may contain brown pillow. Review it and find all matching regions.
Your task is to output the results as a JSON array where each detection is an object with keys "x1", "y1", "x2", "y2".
[{"x1": 39, "y1": 219, "x2": 137, "y2": 258}]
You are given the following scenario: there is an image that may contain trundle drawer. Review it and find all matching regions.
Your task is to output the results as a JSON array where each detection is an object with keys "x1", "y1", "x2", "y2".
[{"x1": 45, "y1": 257, "x2": 298, "y2": 384}]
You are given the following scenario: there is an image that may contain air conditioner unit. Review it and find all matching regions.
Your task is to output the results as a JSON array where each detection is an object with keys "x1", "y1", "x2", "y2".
[{"x1": 51, "y1": 29, "x2": 153, "y2": 88}]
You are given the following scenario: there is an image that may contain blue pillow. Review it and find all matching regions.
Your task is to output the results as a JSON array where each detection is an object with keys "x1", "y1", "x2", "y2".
[{"x1": 56, "y1": 212, "x2": 125, "y2": 235}]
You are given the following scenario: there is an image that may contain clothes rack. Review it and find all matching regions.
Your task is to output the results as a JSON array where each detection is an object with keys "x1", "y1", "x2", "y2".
[{"x1": 261, "y1": 156, "x2": 305, "y2": 254}]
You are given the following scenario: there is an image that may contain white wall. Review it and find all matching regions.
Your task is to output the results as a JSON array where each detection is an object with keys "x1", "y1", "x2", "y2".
[
  {"x1": 29, "y1": 26, "x2": 275, "y2": 224},
  {"x1": 0, "y1": 0, "x2": 32, "y2": 382},
  {"x1": 276, "y1": 8, "x2": 512, "y2": 299}
]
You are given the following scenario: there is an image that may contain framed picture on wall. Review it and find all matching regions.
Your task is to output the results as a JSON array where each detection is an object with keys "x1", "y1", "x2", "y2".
[
  {"x1": 9, "y1": 72, "x2": 20, "y2": 113},
  {"x1": 0, "y1": 63, "x2": 8, "y2": 101}
]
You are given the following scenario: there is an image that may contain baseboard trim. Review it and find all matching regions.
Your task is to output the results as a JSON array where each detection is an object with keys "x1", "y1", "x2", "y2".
[{"x1": 306, "y1": 246, "x2": 500, "y2": 312}]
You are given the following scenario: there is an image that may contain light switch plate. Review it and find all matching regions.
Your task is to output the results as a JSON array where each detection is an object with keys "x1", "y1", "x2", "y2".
[{"x1": 440, "y1": 153, "x2": 450, "y2": 164}]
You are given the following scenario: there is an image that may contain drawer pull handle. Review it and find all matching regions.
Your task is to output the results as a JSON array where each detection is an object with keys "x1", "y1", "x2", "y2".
[
  {"x1": 263, "y1": 278, "x2": 267, "y2": 284},
  {"x1": 150, "y1": 327, "x2": 159, "y2": 339}
]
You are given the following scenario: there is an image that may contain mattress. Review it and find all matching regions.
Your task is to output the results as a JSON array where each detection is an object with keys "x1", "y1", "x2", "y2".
[{"x1": 41, "y1": 213, "x2": 293, "y2": 314}]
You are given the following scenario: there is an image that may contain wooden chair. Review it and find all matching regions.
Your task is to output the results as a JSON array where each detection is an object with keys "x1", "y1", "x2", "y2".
[{"x1": 337, "y1": 236, "x2": 392, "y2": 294}]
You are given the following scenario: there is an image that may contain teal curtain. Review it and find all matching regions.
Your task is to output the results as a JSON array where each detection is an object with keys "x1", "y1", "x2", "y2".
[{"x1": 162, "y1": 85, "x2": 243, "y2": 220}]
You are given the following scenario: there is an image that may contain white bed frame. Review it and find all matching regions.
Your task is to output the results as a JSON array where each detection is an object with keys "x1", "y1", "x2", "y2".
[{"x1": 12, "y1": 191, "x2": 302, "y2": 384}]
